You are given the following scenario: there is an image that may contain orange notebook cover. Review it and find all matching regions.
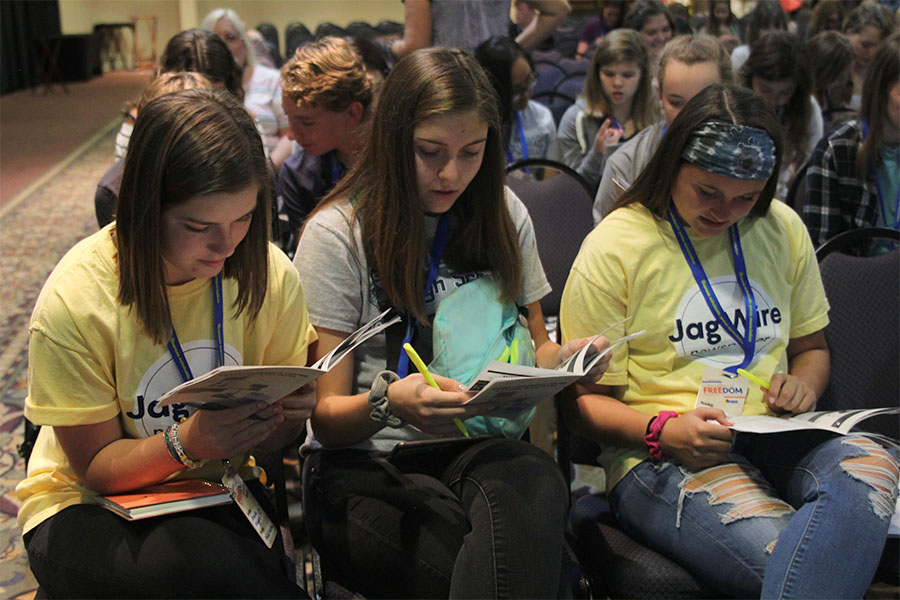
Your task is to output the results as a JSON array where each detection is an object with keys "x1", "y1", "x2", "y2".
[{"x1": 96, "y1": 479, "x2": 232, "y2": 520}]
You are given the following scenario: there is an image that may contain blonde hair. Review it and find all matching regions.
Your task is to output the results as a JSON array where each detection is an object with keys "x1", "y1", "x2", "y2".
[
  {"x1": 583, "y1": 29, "x2": 659, "y2": 129},
  {"x1": 658, "y1": 34, "x2": 734, "y2": 91},
  {"x1": 281, "y1": 36, "x2": 373, "y2": 115}
]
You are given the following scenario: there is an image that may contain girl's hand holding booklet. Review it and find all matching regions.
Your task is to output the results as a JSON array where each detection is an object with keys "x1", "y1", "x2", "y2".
[{"x1": 156, "y1": 310, "x2": 400, "y2": 411}]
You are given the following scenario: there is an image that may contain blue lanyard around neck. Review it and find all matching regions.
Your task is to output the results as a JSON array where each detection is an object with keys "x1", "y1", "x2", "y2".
[
  {"x1": 666, "y1": 207, "x2": 757, "y2": 373},
  {"x1": 396, "y1": 214, "x2": 450, "y2": 377},
  {"x1": 506, "y1": 111, "x2": 529, "y2": 164},
  {"x1": 329, "y1": 153, "x2": 344, "y2": 187},
  {"x1": 861, "y1": 120, "x2": 900, "y2": 230},
  {"x1": 167, "y1": 272, "x2": 225, "y2": 383}
]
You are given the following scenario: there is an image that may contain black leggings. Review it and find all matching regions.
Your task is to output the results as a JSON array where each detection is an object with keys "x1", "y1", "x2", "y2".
[
  {"x1": 303, "y1": 438, "x2": 571, "y2": 599},
  {"x1": 24, "y1": 481, "x2": 309, "y2": 599}
]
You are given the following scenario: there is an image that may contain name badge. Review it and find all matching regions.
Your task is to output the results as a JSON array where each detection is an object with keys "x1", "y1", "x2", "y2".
[
  {"x1": 222, "y1": 462, "x2": 277, "y2": 548},
  {"x1": 694, "y1": 366, "x2": 748, "y2": 417}
]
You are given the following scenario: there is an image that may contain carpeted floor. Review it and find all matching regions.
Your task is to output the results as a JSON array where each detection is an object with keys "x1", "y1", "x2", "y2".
[{"x1": 0, "y1": 124, "x2": 118, "y2": 599}]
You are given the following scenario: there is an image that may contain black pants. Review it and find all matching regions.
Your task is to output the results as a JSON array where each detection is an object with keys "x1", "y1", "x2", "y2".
[
  {"x1": 303, "y1": 438, "x2": 571, "y2": 599},
  {"x1": 24, "y1": 480, "x2": 309, "y2": 599}
]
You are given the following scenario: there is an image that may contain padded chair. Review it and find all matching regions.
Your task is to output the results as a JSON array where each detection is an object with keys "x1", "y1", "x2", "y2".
[
  {"x1": 505, "y1": 159, "x2": 593, "y2": 318},
  {"x1": 375, "y1": 20, "x2": 404, "y2": 38},
  {"x1": 534, "y1": 60, "x2": 565, "y2": 97},
  {"x1": 285, "y1": 22, "x2": 314, "y2": 56},
  {"x1": 815, "y1": 228, "x2": 900, "y2": 437},
  {"x1": 531, "y1": 48, "x2": 563, "y2": 63},
  {"x1": 558, "y1": 56, "x2": 590, "y2": 76},
  {"x1": 555, "y1": 390, "x2": 721, "y2": 599},
  {"x1": 784, "y1": 160, "x2": 809, "y2": 214},
  {"x1": 815, "y1": 228, "x2": 899, "y2": 586},
  {"x1": 532, "y1": 90, "x2": 576, "y2": 126},
  {"x1": 554, "y1": 72, "x2": 585, "y2": 104},
  {"x1": 256, "y1": 22, "x2": 280, "y2": 59},
  {"x1": 315, "y1": 22, "x2": 348, "y2": 39},
  {"x1": 346, "y1": 21, "x2": 379, "y2": 40}
]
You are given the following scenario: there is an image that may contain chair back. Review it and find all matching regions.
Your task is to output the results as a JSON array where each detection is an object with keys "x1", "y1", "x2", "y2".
[
  {"x1": 816, "y1": 230, "x2": 899, "y2": 438},
  {"x1": 346, "y1": 21, "x2": 379, "y2": 40},
  {"x1": 256, "y1": 23, "x2": 280, "y2": 55},
  {"x1": 554, "y1": 73, "x2": 585, "y2": 103},
  {"x1": 532, "y1": 90, "x2": 575, "y2": 126},
  {"x1": 315, "y1": 22, "x2": 347, "y2": 39},
  {"x1": 784, "y1": 160, "x2": 809, "y2": 213},
  {"x1": 534, "y1": 60, "x2": 565, "y2": 96},
  {"x1": 505, "y1": 159, "x2": 593, "y2": 318},
  {"x1": 285, "y1": 23, "x2": 313, "y2": 56},
  {"x1": 558, "y1": 56, "x2": 590, "y2": 76}
]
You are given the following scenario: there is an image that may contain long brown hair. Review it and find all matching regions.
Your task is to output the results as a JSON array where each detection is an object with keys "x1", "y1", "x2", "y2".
[
  {"x1": 311, "y1": 47, "x2": 519, "y2": 324},
  {"x1": 583, "y1": 28, "x2": 659, "y2": 129},
  {"x1": 857, "y1": 33, "x2": 900, "y2": 179},
  {"x1": 740, "y1": 31, "x2": 813, "y2": 172},
  {"x1": 615, "y1": 83, "x2": 783, "y2": 219},
  {"x1": 116, "y1": 89, "x2": 272, "y2": 344}
]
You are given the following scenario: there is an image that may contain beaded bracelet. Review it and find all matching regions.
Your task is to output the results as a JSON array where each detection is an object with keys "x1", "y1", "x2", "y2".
[{"x1": 164, "y1": 422, "x2": 202, "y2": 469}]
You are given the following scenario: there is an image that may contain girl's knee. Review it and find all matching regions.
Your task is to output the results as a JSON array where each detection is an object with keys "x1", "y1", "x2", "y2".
[{"x1": 838, "y1": 437, "x2": 899, "y2": 520}]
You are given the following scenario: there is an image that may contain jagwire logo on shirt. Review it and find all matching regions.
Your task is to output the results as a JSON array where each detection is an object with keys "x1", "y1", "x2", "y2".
[
  {"x1": 128, "y1": 340, "x2": 242, "y2": 437},
  {"x1": 668, "y1": 275, "x2": 782, "y2": 368}
]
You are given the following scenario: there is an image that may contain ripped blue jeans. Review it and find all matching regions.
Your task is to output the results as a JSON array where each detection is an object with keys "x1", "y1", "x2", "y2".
[{"x1": 609, "y1": 432, "x2": 899, "y2": 599}]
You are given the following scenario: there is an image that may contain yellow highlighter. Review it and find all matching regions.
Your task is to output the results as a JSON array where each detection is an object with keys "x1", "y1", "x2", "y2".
[
  {"x1": 737, "y1": 368, "x2": 770, "y2": 390},
  {"x1": 403, "y1": 342, "x2": 470, "y2": 438}
]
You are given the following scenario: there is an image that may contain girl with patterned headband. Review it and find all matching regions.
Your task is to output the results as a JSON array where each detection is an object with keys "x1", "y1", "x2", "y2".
[{"x1": 560, "y1": 82, "x2": 898, "y2": 598}]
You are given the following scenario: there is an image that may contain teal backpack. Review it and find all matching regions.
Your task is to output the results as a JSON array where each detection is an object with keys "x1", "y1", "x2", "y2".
[{"x1": 429, "y1": 276, "x2": 536, "y2": 439}]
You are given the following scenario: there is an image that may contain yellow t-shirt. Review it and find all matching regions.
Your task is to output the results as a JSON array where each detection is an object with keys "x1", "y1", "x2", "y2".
[
  {"x1": 17, "y1": 225, "x2": 317, "y2": 534},
  {"x1": 560, "y1": 201, "x2": 830, "y2": 491}
]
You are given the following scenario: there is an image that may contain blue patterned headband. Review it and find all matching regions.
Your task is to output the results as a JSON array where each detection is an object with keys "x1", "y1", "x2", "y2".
[{"x1": 681, "y1": 121, "x2": 776, "y2": 180}]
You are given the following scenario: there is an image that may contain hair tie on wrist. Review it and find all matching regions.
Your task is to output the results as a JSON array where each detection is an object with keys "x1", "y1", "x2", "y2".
[{"x1": 644, "y1": 411, "x2": 679, "y2": 461}]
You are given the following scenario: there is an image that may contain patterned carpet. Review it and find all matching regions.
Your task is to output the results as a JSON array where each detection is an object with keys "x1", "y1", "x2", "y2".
[{"x1": 0, "y1": 125, "x2": 117, "y2": 598}]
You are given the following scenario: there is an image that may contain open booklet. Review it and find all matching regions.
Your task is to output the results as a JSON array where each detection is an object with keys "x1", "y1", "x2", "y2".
[
  {"x1": 158, "y1": 309, "x2": 401, "y2": 409},
  {"x1": 462, "y1": 330, "x2": 646, "y2": 420},
  {"x1": 728, "y1": 407, "x2": 900, "y2": 450}
]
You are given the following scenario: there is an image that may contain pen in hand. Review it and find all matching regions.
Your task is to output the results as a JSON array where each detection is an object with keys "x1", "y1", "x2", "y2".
[
  {"x1": 736, "y1": 368, "x2": 769, "y2": 390},
  {"x1": 403, "y1": 343, "x2": 470, "y2": 438}
]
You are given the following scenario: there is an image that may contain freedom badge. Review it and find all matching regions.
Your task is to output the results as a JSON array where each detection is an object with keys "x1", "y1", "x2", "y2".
[{"x1": 694, "y1": 366, "x2": 749, "y2": 417}]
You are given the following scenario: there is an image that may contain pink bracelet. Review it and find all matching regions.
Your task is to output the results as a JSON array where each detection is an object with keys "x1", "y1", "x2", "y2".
[{"x1": 644, "y1": 411, "x2": 679, "y2": 461}]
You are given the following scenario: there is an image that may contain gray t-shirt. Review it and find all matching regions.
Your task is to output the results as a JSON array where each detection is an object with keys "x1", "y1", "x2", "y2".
[{"x1": 295, "y1": 188, "x2": 550, "y2": 452}]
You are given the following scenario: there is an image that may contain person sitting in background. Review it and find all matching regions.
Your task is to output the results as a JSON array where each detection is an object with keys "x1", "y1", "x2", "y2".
[
  {"x1": 96, "y1": 72, "x2": 215, "y2": 227},
  {"x1": 247, "y1": 28, "x2": 280, "y2": 68},
  {"x1": 558, "y1": 28, "x2": 660, "y2": 190},
  {"x1": 806, "y1": 30, "x2": 856, "y2": 134},
  {"x1": 701, "y1": 0, "x2": 742, "y2": 53},
  {"x1": 808, "y1": 0, "x2": 845, "y2": 37},
  {"x1": 476, "y1": 36, "x2": 560, "y2": 164},
  {"x1": 622, "y1": 0, "x2": 674, "y2": 83},
  {"x1": 18, "y1": 88, "x2": 316, "y2": 599},
  {"x1": 843, "y1": 3, "x2": 896, "y2": 111},
  {"x1": 593, "y1": 33, "x2": 733, "y2": 223},
  {"x1": 576, "y1": 0, "x2": 625, "y2": 58},
  {"x1": 278, "y1": 37, "x2": 373, "y2": 251},
  {"x1": 202, "y1": 8, "x2": 292, "y2": 169},
  {"x1": 730, "y1": 0, "x2": 789, "y2": 71},
  {"x1": 113, "y1": 28, "x2": 242, "y2": 162},
  {"x1": 562, "y1": 81, "x2": 899, "y2": 600},
  {"x1": 803, "y1": 33, "x2": 900, "y2": 247},
  {"x1": 391, "y1": 0, "x2": 570, "y2": 57},
  {"x1": 740, "y1": 31, "x2": 822, "y2": 200}
]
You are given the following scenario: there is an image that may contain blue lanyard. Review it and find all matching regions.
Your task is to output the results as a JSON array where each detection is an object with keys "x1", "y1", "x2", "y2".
[
  {"x1": 861, "y1": 120, "x2": 900, "y2": 230},
  {"x1": 329, "y1": 153, "x2": 344, "y2": 187},
  {"x1": 666, "y1": 207, "x2": 757, "y2": 373},
  {"x1": 505, "y1": 111, "x2": 529, "y2": 165},
  {"x1": 167, "y1": 273, "x2": 225, "y2": 383},
  {"x1": 397, "y1": 214, "x2": 449, "y2": 377}
]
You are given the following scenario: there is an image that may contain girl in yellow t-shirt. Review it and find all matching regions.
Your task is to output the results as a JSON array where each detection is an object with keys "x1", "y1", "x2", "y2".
[
  {"x1": 18, "y1": 89, "x2": 315, "y2": 598},
  {"x1": 561, "y1": 82, "x2": 898, "y2": 598}
]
